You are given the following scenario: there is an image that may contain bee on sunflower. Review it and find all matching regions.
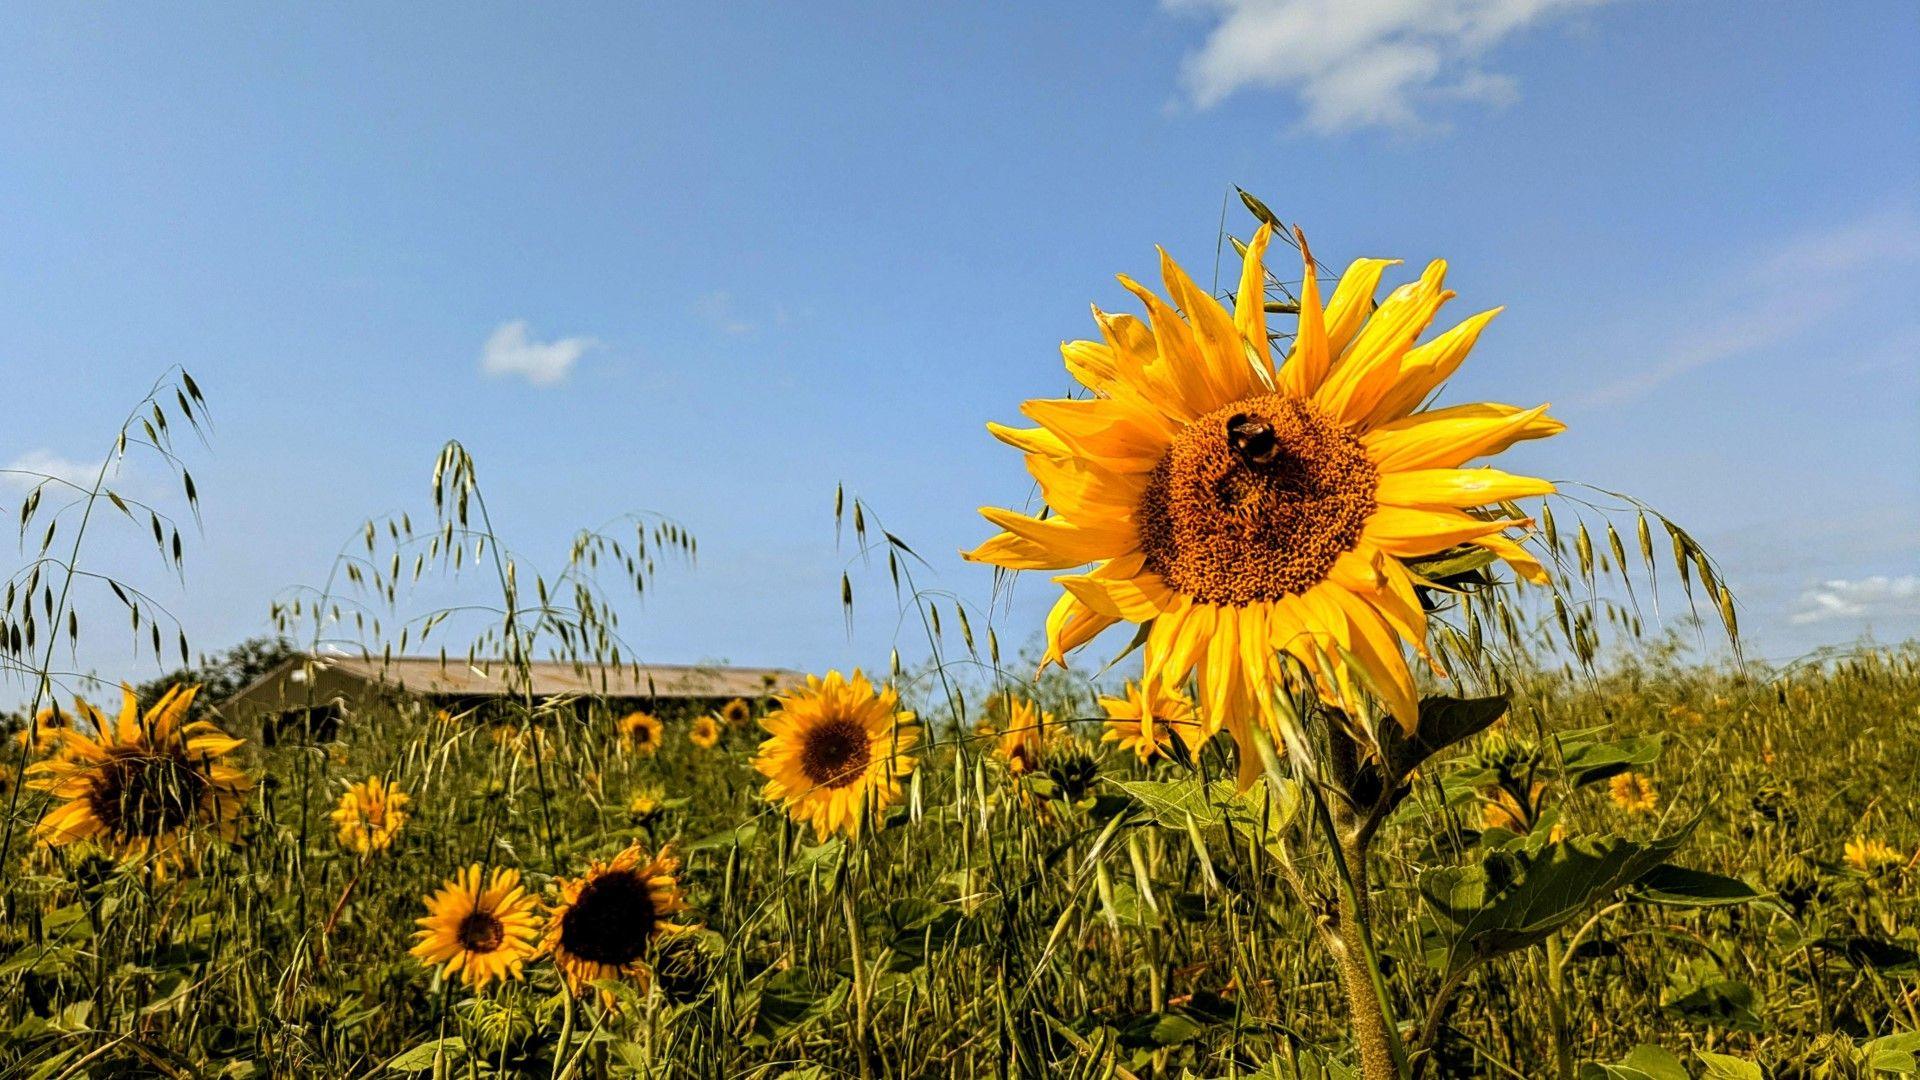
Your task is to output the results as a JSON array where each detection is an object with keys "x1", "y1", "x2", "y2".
[
  {"x1": 545, "y1": 842, "x2": 689, "y2": 997},
  {"x1": 411, "y1": 864, "x2": 543, "y2": 990},
  {"x1": 965, "y1": 224, "x2": 1560, "y2": 780},
  {"x1": 753, "y1": 670, "x2": 917, "y2": 839},
  {"x1": 332, "y1": 776, "x2": 410, "y2": 855},
  {"x1": 688, "y1": 714, "x2": 721, "y2": 750},
  {"x1": 26, "y1": 685, "x2": 249, "y2": 868},
  {"x1": 618, "y1": 711, "x2": 664, "y2": 757},
  {"x1": 1100, "y1": 680, "x2": 1209, "y2": 764},
  {"x1": 719, "y1": 697, "x2": 752, "y2": 727}
]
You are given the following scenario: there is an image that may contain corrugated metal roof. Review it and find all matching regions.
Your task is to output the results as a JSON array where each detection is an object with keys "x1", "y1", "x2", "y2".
[{"x1": 279, "y1": 654, "x2": 802, "y2": 700}]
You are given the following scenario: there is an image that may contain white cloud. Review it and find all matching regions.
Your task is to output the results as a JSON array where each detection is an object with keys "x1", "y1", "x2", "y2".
[
  {"x1": 1, "y1": 450, "x2": 100, "y2": 493},
  {"x1": 1791, "y1": 575, "x2": 1920, "y2": 626},
  {"x1": 479, "y1": 320, "x2": 597, "y2": 386},
  {"x1": 695, "y1": 291, "x2": 756, "y2": 337},
  {"x1": 1582, "y1": 207, "x2": 1920, "y2": 406},
  {"x1": 1168, "y1": 0, "x2": 1608, "y2": 133}
]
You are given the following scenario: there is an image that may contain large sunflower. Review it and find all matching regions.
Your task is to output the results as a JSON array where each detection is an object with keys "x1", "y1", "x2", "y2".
[
  {"x1": 411, "y1": 864, "x2": 544, "y2": 990},
  {"x1": 545, "y1": 842, "x2": 689, "y2": 996},
  {"x1": 965, "y1": 225, "x2": 1561, "y2": 771},
  {"x1": 1100, "y1": 680, "x2": 1209, "y2": 764},
  {"x1": 332, "y1": 776, "x2": 410, "y2": 855},
  {"x1": 753, "y1": 670, "x2": 917, "y2": 839},
  {"x1": 27, "y1": 685, "x2": 249, "y2": 865}
]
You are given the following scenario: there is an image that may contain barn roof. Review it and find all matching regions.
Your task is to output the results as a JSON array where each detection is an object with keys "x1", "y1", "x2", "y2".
[{"x1": 234, "y1": 653, "x2": 803, "y2": 705}]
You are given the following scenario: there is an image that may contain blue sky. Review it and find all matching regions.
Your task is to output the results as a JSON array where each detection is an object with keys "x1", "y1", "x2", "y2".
[{"x1": 2, "y1": 2, "x2": 1916, "y2": 700}]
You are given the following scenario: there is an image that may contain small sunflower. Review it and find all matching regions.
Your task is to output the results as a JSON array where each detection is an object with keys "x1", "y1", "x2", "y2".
[
  {"x1": 992, "y1": 698, "x2": 1055, "y2": 777},
  {"x1": 618, "y1": 711, "x2": 664, "y2": 757},
  {"x1": 720, "y1": 698, "x2": 753, "y2": 727},
  {"x1": 16, "y1": 699, "x2": 101, "y2": 758},
  {"x1": 753, "y1": 670, "x2": 918, "y2": 839},
  {"x1": 411, "y1": 864, "x2": 543, "y2": 990},
  {"x1": 1608, "y1": 772, "x2": 1658, "y2": 815},
  {"x1": 545, "y1": 843, "x2": 689, "y2": 996},
  {"x1": 332, "y1": 776, "x2": 410, "y2": 855},
  {"x1": 1845, "y1": 837, "x2": 1904, "y2": 876},
  {"x1": 629, "y1": 786, "x2": 664, "y2": 820},
  {"x1": 1480, "y1": 781, "x2": 1546, "y2": 832},
  {"x1": 689, "y1": 715, "x2": 722, "y2": 750},
  {"x1": 965, "y1": 226, "x2": 1561, "y2": 779},
  {"x1": 1100, "y1": 680, "x2": 1209, "y2": 763},
  {"x1": 27, "y1": 686, "x2": 249, "y2": 867}
]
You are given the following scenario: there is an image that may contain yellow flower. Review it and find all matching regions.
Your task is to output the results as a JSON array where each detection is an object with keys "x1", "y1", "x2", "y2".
[
  {"x1": 1480, "y1": 782, "x2": 1546, "y2": 832},
  {"x1": 1608, "y1": 772, "x2": 1659, "y2": 815},
  {"x1": 689, "y1": 715, "x2": 721, "y2": 750},
  {"x1": 26, "y1": 685, "x2": 249, "y2": 867},
  {"x1": 1845, "y1": 837, "x2": 1904, "y2": 876},
  {"x1": 965, "y1": 226, "x2": 1561, "y2": 783},
  {"x1": 410, "y1": 864, "x2": 543, "y2": 990},
  {"x1": 331, "y1": 776, "x2": 410, "y2": 855},
  {"x1": 618, "y1": 711, "x2": 664, "y2": 757},
  {"x1": 720, "y1": 698, "x2": 753, "y2": 727},
  {"x1": 16, "y1": 699, "x2": 102, "y2": 758},
  {"x1": 993, "y1": 698, "x2": 1055, "y2": 777},
  {"x1": 545, "y1": 843, "x2": 689, "y2": 996},
  {"x1": 753, "y1": 670, "x2": 918, "y2": 839},
  {"x1": 1100, "y1": 680, "x2": 1209, "y2": 763},
  {"x1": 629, "y1": 787, "x2": 663, "y2": 819}
]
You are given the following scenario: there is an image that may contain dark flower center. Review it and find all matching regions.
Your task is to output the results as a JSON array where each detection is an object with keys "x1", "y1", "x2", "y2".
[
  {"x1": 87, "y1": 750, "x2": 210, "y2": 840},
  {"x1": 457, "y1": 910, "x2": 506, "y2": 953},
  {"x1": 799, "y1": 717, "x2": 872, "y2": 789},
  {"x1": 560, "y1": 869, "x2": 657, "y2": 966},
  {"x1": 1137, "y1": 395, "x2": 1376, "y2": 605}
]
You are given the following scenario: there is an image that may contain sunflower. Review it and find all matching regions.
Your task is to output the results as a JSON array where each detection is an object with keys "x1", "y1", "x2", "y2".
[
  {"x1": 753, "y1": 670, "x2": 918, "y2": 839},
  {"x1": 26, "y1": 685, "x2": 249, "y2": 866},
  {"x1": 545, "y1": 842, "x2": 689, "y2": 996},
  {"x1": 720, "y1": 698, "x2": 753, "y2": 727},
  {"x1": 16, "y1": 699, "x2": 100, "y2": 758},
  {"x1": 1100, "y1": 680, "x2": 1209, "y2": 763},
  {"x1": 410, "y1": 864, "x2": 544, "y2": 990},
  {"x1": 1845, "y1": 837, "x2": 1905, "y2": 876},
  {"x1": 990, "y1": 698, "x2": 1055, "y2": 776},
  {"x1": 1607, "y1": 772, "x2": 1658, "y2": 815},
  {"x1": 965, "y1": 226, "x2": 1561, "y2": 776},
  {"x1": 618, "y1": 711, "x2": 664, "y2": 757},
  {"x1": 689, "y1": 715, "x2": 721, "y2": 750},
  {"x1": 1480, "y1": 781, "x2": 1546, "y2": 832},
  {"x1": 332, "y1": 776, "x2": 410, "y2": 855}
]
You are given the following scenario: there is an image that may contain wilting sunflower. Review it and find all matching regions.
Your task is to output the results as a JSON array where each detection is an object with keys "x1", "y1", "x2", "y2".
[
  {"x1": 991, "y1": 698, "x2": 1055, "y2": 776},
  {"x1": 332, "y1": 776, "x2": 410, "y2": 855},
  {"x1": 618, "y1": 711, "x2": 664, "y2": 757},
  {"x1": 1100, "y1": 680, "x2": 1209, "y2": 763},
  {"x1": 720, "y1": 698, "x2": 752, "y2": 727},
  {"x1": 689, "y1": 715, "x2": 721, "y2": 750},
  {"x1": 411, "y1": 864, "x2": 543, "y2": 990},
  {"x1": 545, "y1": 842, "x2": 689, "y2": 996},
  {"x1": 753, "y1": 670, "x2": 918, "y2": 839},
  {"x1": 1608, "y1": 772, "x2": 1658, "y2": 815},
  {"x1": 965, "y1": 225, "x2": 1561, "y2": 771},
  {"x1": 27, "y1": 685, "x2": 249, "y2": 866}
]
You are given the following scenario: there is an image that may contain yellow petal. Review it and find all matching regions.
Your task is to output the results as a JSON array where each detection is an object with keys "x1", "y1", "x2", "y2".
[
  {"x1": 1363, "y1": 402, "x2": 1564, "y2": 472},
  {"x1": 1160, "y1": 247, "x2": 1260, "y2": 405},
  {"x1": 1325, "y1": 257, "x2": 1401, "y2": 358},
  {"x1": 1361, "y1": 307, "x2": 1502, "y2": 426},
  {"x1": 1316, "y1": 260, "x2": 1453, "y2": 425},
  {"x1": 1276, "y1": 232, "x2": 1332, "y2": 397},
  {"x1": 1021, "y1": 396, "x2": 1175, "y2": 473},
  {"x1": 1376, "y1": 467, "x2": 1555, "y2": 508},
  {"x1": 1362, "y1": 506, "x2": 1521, "y2": 558},
  {"x1": 1043, "y1": 593, "x2": 1119, "y2": 669},
  {"x1": 1235, "y1": 223, "x2": 1277, "y2": 381}
]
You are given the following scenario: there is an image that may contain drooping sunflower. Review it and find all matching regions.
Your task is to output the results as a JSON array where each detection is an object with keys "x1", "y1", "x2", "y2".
[
  {"x1": 332, "y1": 776, "x2": 410, "y2": 855},
  {"x1": 965, "y1": 225, "x2": 1561, "y2": 771},
  {"x1": 618, "y1": 711, "x2": 664, "y2": 757},
  {"x1": 411, "y1": 864, "x2": 544, "y2": 990},
  {"x1": 990, "y1": 698, "x2": 1055, "y2": 777},
  {"x1": 1100, "y1": 680, "x2": 1209, "y2": 764},
  {"x1": 689, "y1": 715, "x2": 722, "y2": 750},
  {"x1": 753, "y1": 670, "x2": 917, "y2": 839},
  {"x1": 27, "y1": 685, "x2": 249, "y2": 866},
  {"x1": 545, "y1": 842, "x2": 689, "y2": 996},
  {"x1": 720, "y1": 698, "x2": 752, "y2": 727}
]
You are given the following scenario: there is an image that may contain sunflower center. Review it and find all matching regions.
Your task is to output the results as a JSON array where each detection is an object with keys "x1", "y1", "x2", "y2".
[
  {"x1": 798, "y1": 717, "x2": 872, "y2": 790},
  {"x1": 1137, "y1": 394, "x2": 1376, "y2": 605},
  {"x1": 560, "y1": 869, "x2": 657, "y2": 966},
  {"x1": 88, "y1": 750, "x2": 209, "y2": 840},
  {"x1": 457, "y1": 910, "x2": 506, "y2": 953}
]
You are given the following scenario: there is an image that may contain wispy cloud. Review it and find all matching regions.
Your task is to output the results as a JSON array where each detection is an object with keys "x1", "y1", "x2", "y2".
[
  {"x1": 1, "y1": 449, "x2": 101, "y2": 493},
  {"x1": 1582, "y1": 206, "x2": 1920, "y2": 407},
  {"x1": 1167, "y1": 0, "x2": 1608, "y2": 133},
  {"x1": 1791, "y1": 575, "x2": 1920, "y2": 626},
  {"x1": 479, "y1": 320, "x2": 598, "y2": 386},
  {"x1": 695, "y1": 291, "x2": 756, "y2": 337}
]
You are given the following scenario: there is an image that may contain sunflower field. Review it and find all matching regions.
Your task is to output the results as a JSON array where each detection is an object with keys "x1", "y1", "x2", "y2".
[{"x1": 3, "y1": 197, "x2": 1917, "y2": 1079}]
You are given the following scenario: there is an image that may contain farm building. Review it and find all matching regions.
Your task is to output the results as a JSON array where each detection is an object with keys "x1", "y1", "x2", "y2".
[{"x1": 222, "y1": 653, "x2": 802, "y2": 743}]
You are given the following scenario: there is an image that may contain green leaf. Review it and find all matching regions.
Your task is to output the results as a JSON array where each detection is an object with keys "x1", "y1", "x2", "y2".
[
  {"x1": 1863, "y1": 1031, "x2": 1920, "y2": 1074},
  {"x1": 1559, "y1": 733, "x2": 1661, "y2": 787},
  {"x1": 748, "y1": 971, "x2": 849, "y2": 1044},
  {"x1": 1381, "y1": 693, "x2": 1510, "y2": 782},
  {"x1": 1117, "y1": 1010, "x2": 1207, "y2": 1048},
  {"x1": 1697, "y1": 1051, "x2": 1766, "y2": 1079},
  {"x1": 1631, "y1": 864, "x2": 1767, "y2": 908},
  {"x1": 385, "y1": 1037, "x2": 466, "y2": 1073}
]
